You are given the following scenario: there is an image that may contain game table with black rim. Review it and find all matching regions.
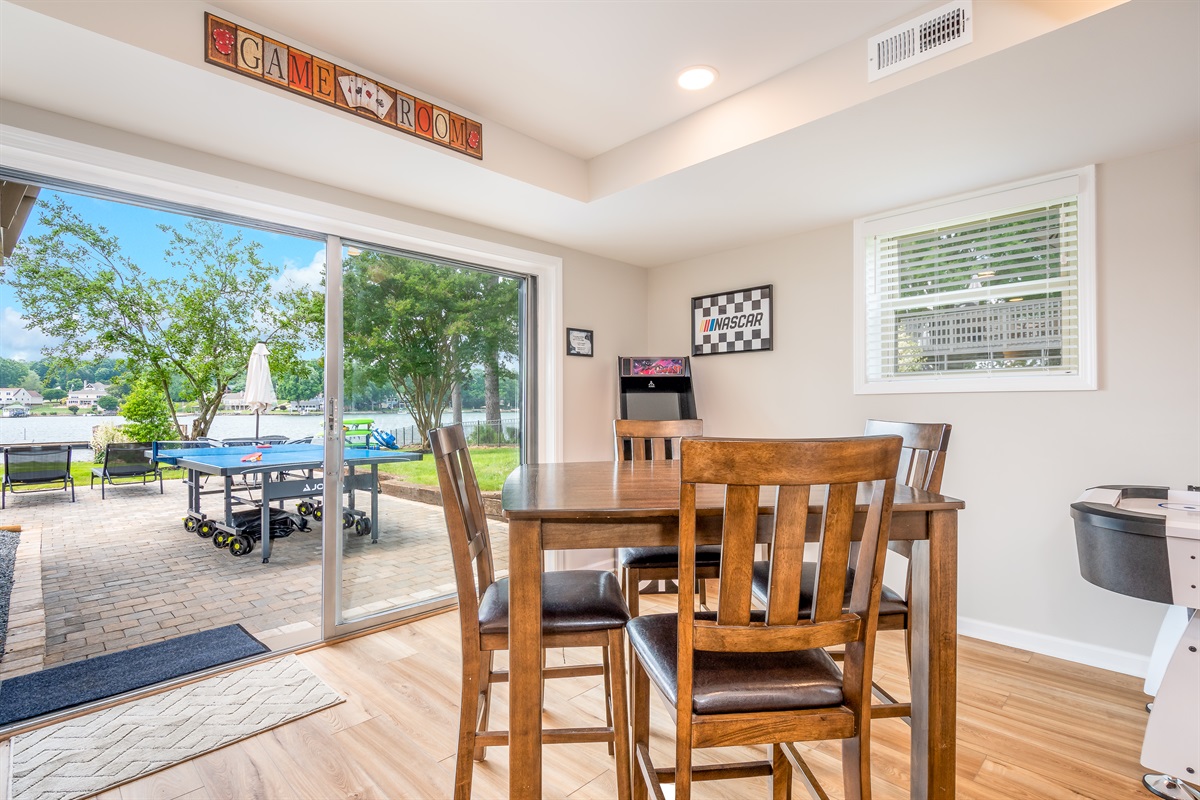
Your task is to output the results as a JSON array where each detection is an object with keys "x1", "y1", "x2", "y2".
[{"x1": 153, "y1": 443, "x2": 421, "y2": 562}]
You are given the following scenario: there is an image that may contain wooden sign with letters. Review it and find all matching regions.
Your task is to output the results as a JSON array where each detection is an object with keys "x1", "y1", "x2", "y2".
[{"x1": 204, "y1": 13, "x2": 483, "y2": 159}]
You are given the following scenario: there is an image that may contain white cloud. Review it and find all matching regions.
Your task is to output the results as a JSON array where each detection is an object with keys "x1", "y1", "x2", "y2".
[
  {"x1": 0, "y1": 307, "x2": 61, "y2": 361},
  {"x1": 270, "y1": 247, "x2": 326, "y2": 295}
]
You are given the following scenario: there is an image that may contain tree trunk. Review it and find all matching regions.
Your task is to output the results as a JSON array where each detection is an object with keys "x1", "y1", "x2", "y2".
[
  {"x1": 451, "y1": 382, "x2": 463, "y2": 424},
  {"x1": 484, "y1": 360, "x2": 501, "y2": 423}
]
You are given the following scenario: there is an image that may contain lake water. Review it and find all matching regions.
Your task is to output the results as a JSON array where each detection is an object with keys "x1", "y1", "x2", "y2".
[{"x1": 0, "y1": 409, "x2": 504, "y2": 453}]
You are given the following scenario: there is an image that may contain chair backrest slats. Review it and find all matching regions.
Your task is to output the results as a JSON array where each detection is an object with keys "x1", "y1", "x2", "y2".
[
  {"x1": 614, "y1": 418, "x2": 704, "y2": 462},
  {"x1": 678, "y1": 436, "x2": 901, "y2": 683},
  {"x1": 429, "y1": 424, "x2": 494, "y2": 638},
  {"x1": 5, "y1": 445, "x2": 71, "y2": 482},
  {"x1": 714, "y1": 484, "x2": 759, "y2": 627},
  {"x1": 812, "y1": 482, "x2": 856, "y2": 623},
  {"x1": 764, "y1": 484, "x2": 809, "y2": 626},
  {"x1": 104, "y1": 442, "x2": 154, "y2": 476},
  {"x1": 863, "y1": 419, "x2": 951, "y2": 493}
]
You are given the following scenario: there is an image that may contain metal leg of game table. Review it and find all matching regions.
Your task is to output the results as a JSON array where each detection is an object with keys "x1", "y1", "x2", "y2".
[
  {"x1": 370, "y1": 464, "x2": 380, "y2": 543},
  {"x1": 260, "y1": 472, "x2": 273, "y2": 563}
]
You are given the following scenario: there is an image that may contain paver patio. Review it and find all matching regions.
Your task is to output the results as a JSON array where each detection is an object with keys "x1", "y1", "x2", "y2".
[{"x1": 0, "y1": 473, "x2": 507, "y2": 682}]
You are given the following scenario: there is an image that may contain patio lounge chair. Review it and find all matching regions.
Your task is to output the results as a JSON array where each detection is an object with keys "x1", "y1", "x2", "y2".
[
  {"x1": 2, "y1": 444, "x2": 76, "y2": 509},
  {"x1": 92, "y1": 442, "x2": 163, "y2": 499}
]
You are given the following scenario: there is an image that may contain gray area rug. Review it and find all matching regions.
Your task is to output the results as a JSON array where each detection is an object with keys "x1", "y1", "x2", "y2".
[
  {"x1": 0, "y1": 529, "x2": 18, "y2": 660},
  {"x1": 11, "y1": 655, "x2": 343, "y2": 800}
]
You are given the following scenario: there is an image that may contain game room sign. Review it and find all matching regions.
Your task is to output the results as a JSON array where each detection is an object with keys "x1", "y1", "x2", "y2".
[{"x1": 204, "y1": 13, "x2": 483, "y2": 159}]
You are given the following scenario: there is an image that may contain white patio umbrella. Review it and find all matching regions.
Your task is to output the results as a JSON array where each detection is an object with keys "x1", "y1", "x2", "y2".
[{"x1": 243, "y1": 342, "x2": 277, "y2": 439}]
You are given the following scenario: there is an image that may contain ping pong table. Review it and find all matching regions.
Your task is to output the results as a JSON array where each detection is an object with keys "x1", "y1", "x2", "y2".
[{"x1": 153, "y1": 444, "x2": 421, "y2": 563}]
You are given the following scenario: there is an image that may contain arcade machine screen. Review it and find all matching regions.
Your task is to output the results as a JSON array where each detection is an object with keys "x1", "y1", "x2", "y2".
[{"x1": 617, "y1": 357, "x2": 697, "y2": 421}]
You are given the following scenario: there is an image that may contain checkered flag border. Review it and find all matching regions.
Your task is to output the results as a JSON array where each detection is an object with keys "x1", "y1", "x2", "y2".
[{"x1": 692, "y1": 285, "x2": 772, "y2": 355}]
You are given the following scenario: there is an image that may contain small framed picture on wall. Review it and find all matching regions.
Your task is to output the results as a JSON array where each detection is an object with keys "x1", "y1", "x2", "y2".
[{"x1": 566, "y1": 327, "x2": 594, "y2": 357}]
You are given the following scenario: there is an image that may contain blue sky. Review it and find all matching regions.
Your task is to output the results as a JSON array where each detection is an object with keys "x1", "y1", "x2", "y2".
[{"x1": 0, "y1": 189, "x2": 327, "y2": 362}]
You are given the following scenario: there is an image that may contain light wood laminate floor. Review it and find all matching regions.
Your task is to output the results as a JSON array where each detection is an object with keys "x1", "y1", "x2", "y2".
[{"x1": 14, "y1": 593, "x2": 1157, "y2": 800}]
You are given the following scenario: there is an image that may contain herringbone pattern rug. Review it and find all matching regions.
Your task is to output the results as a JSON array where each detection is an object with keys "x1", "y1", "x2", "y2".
[{"x1": 10, "y1": 655, "x2": 342, "y2": 800}]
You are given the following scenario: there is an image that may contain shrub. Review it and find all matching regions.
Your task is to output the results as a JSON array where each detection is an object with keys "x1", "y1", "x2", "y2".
[
  {"x1": 119, "y1": 379, "x2": 178, "y2": 443},
  {"x1": 90, "y1": 424, "x2": 130, "y2": 463}
]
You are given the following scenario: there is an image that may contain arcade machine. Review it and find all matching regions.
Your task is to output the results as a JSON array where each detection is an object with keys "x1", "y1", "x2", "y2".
[
  {"x1": 617, "y1": 356, "x2": 698, "y2": 421},
  {"x1": 1072, "y1": 486, "x2": 1200, "y2": 800}
]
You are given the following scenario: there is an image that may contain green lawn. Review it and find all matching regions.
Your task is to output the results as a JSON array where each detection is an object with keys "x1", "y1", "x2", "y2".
[
  {"x1": 12, "y1": 448, "x2": 519, "y2": 494},
  {"x1": 69, "y1": 462, "x2": 187, "y2": 486},
  {"x1": 379, "y1": 446, "x2": 520, "y2": 492}
]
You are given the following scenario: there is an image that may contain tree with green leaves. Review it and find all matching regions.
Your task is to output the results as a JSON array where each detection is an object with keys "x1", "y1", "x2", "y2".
[
  {"x1": 96, "y1": 394, "x2": 120, "y2": 412},
  {"x1": 340, "y1": 252, "x2": 517, "y2": 442},
  {"x1": 2, "y1": 197, "x2": 314, "y2": 438},
  {"x1": 0, "y1": 357, "x2": 28, "y2": 388},
  {"x1": 468, "y1": 273, "x2": 519, "y2": 426}
]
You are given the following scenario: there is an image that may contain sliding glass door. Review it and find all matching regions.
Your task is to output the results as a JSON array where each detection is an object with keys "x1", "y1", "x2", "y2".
[{"x1": 323, "y1": 240, "x2": 523, "y2": 635}]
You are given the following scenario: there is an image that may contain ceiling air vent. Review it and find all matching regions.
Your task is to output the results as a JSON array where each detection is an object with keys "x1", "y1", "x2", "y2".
[{"x1": 868, "y1": 0, "x2": 972, "y2": 82}]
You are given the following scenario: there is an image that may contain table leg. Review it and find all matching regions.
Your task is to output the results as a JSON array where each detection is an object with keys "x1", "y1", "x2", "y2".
[
  {"x1": 508, "y1": 518, "x2": 543, "y2": 798},
  {"x1": 370, "y1": 465, "x2": 379, "y2": 543},
  {"x1": 909, "y1": 510, "x2": 958, "y2": 800},
  {"x1": 261, "y1": 472, "x2": 273, "y2": 563}
]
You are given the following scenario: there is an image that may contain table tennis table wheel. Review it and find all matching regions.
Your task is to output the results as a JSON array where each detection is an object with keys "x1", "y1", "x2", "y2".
[
  {"x1": 355, "y1": 516, "x2": 372, "y2": 537},
  {"x1": 342, "y1": 511, "x2": 356, "y2": 530},
  {"x1": 229, "y1": 535, "x2": 253, "y2": 557},
  {"x1": 198, "y1": 520, "x2": 218, "y2": 539},
  {"x1": 213, "y1": 530, "x2": 232, "y2": 549},
  {"x1": 312, "y1": 505, "x2": 324, "y2": 522},
  {"x1": 296, "y1": 501, "x2": 314, "y2": 517},
  {"x1": 183, "y1": 517, "x2": 199, "y2": 534}
]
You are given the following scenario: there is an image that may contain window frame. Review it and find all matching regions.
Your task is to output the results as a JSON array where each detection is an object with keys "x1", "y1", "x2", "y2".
[{"x1": 853, "y1": 166, "x2": 1097, "y2": 394}]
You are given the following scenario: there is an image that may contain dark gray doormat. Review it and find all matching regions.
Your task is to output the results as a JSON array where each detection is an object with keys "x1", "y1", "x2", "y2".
[
  {"x1": 0, "y1": 529, "x2": 19, "y2": 660},
  {"x1": 0, "y1": 624, "x2": 269, "y2": 727}
]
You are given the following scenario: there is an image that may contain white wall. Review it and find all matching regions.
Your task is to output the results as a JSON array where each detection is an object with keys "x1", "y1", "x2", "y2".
[{"x1": 646, "y1": 141, "x2": 1200, "y2": 673}]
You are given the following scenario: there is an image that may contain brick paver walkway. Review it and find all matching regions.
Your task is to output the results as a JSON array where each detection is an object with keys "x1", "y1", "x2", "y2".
[{"x1": 0, "y1": 475, "x2": 507, "y2": 681}]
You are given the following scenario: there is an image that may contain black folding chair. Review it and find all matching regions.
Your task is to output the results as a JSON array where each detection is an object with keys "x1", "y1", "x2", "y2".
[
  {"x1": 2, "y1": 445, "x2": 76, "y2": 509},
  {"x1": 91, "y1": 442, "x2": 163, "y2": 499}
]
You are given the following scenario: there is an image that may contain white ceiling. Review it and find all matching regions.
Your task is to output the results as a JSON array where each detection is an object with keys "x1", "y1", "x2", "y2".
[
  {"x1": 1, "y1": 0, "x2": 1198, "y2": 267},
  {"x1": 209, "y1": 0, "x2": 932, "y2": 160}
]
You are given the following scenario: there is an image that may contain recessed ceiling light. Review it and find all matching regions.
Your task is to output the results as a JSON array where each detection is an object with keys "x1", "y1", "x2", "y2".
[{"x1": 677, "y1": 66, "x2": 717, "y2": 91}]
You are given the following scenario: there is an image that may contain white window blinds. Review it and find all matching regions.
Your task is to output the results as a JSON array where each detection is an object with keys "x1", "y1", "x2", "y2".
[{"x1": 855, "y1": 168, "x2": 1096, "y2": 393}]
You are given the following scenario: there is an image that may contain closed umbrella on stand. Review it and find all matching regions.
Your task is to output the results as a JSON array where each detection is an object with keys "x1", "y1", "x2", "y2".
[{"x1": 244, "y1": 342, "x2": 277, "y2": 439}]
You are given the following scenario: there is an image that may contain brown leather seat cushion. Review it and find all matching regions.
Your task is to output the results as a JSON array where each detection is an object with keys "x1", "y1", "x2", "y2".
[
  {"x1": 627, "y1": 613, "x2": 844, "y2": 715},
  {"x1": 750, "y1": 561, "x2": 907, "y2": 617},
  {"x1": 477, "y1": 570, "x2": 630, "y2": 635},
  {"x1": 619, "y1": 545, "x2": 722, "y2": 569}
]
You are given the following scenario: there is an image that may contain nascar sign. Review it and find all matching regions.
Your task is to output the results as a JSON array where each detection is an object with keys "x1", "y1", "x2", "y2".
[{"x1": 692, "y1": 285, "x2": 773, "y2": 356}]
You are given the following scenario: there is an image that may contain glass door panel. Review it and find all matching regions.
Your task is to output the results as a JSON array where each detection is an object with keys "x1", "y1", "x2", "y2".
[{"x1": 329, "y1": 242, "x2": 521, "y2": 632}]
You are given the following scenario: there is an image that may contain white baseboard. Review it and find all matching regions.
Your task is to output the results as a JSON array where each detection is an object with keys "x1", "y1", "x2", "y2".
[{"x1": 958, "y1": 615, "x2": 1150, "y2": 679}]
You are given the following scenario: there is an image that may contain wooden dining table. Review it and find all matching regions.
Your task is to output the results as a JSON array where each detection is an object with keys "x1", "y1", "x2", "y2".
[{"x1": 501, "y1": 459, "x2": 965, "y2": 800}]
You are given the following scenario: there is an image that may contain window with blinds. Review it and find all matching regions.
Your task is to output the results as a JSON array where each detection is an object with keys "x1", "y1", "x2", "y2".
[{"x1": 854, "y1": 167, "x2": 1096, "y2": 393}]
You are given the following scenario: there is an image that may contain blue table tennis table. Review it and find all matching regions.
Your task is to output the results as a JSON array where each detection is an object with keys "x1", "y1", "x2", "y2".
[{"x1": 153, "y1": 443, "x2": 421, "y2": 563}]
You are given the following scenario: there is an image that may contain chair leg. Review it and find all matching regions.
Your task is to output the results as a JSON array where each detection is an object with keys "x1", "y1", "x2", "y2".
[
  {"x1": 69, "y1": 477, "x2": 75, "y2": 503},
  {"x1": 454, "y1": 652, "x2": 481, "y2": 800},
  {"x1": 602, "y1": 643, "x2": 615, "y2": 756},
  {"x1": 841, "y1": 731, "x2": 870, "y2": 800},
  {"x1": 608, "y1": 628, "x2": 632, "y2": 800},
  {"x1": 631, "y1": 649, "x2": 651, "y2": 800},
  {"x1": 675, "y1": 719, "x2": 693, "y2": 800},
  {"x1": 771, "y1": 743, "x2": 793, "y2": 800},
  {"x1": 472, "y1": 650, "x2": 494, "y2": 761},
  {"x1": 697, "y1": 577, "x2": 708, "y2": 610}
]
